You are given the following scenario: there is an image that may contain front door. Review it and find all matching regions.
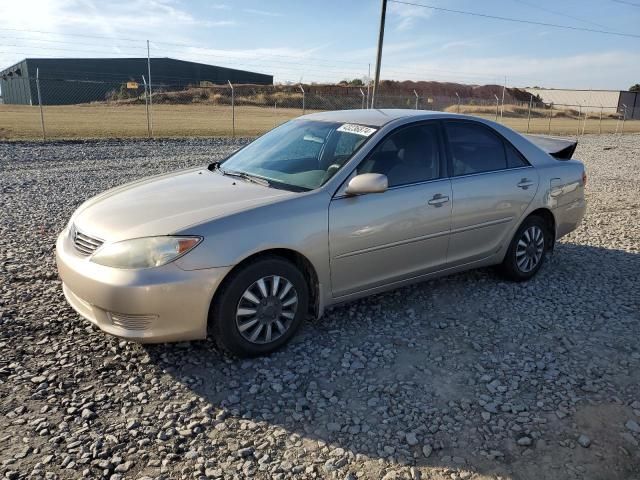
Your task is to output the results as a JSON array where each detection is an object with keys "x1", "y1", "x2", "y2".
[{"x1": 329, "y1": 122, "x2": 452, "y2": 297}]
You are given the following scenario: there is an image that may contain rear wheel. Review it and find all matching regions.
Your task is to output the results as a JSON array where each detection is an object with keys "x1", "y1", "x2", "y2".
[
  {"x1": 210, "y1": 257, "x2": 309, "y2": 357},
  {"x1": 500, "y1": 216, "x2": 549, "y2": 281}
]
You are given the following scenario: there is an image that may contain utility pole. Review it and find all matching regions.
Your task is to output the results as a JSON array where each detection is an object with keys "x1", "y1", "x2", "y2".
[{"x1": 371, "y1": 0, "x2": 387, "y2": 109}]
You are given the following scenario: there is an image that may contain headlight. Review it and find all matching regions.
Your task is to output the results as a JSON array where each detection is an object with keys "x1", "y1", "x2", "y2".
[{"x1": 90, "y1": 236, "x2": 202, "y2": 269}]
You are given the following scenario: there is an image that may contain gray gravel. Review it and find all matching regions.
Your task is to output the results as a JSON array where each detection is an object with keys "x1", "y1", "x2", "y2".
[{"x1": 1, "y1": 135, "x2": 639, "y2": 480}]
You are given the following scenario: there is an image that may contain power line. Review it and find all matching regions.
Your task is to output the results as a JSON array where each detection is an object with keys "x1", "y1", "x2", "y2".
[
  {"x1": 388, "y1": 0, "x2": 640, "y2": 39},
  {"x1": 0, "y1": 28, "x2": 368, "y2": 68},
  {"x1": 510, "y1": 0, "x2": 612, "y2": 30},
  {"x1": 0, "y1": 43, "x2": 517, "y2": 84},
  {"x1": 0, "y1": 51, "x2": 528, "y2": 85},
  {"x1": 0, "y1": 44, "x2": 364, "y2": 76},
  {"x1": 612, "y1": 0, "x2": 640, "y2": 6},
  {"x1": 0, "y1": 49, "x2": 365, "y2": 81},
  {"x1": 1, "y1": 40, "x2": 510, "y2": 82},
  {"x1": 0, "y1": 37, "x2": 367, "y2": 74},
  {"x1": 0, "y1": 28, "x2": 143, "y2": 44}
]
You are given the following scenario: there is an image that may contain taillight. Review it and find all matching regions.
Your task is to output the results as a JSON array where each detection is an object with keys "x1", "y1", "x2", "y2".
[{"x1": 582, "y1": 170, "x2": 587, "y2": 187}]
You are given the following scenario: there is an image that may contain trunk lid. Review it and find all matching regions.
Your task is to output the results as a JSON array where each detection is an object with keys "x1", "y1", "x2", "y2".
[{"x1": 524, "y1": 134, "x2": 577, "y2": 160}]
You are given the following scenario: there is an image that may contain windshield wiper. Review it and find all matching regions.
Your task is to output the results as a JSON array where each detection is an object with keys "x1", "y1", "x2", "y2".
[{"x1": 220, "y1": 169, "x2": 271, "y2": 187}]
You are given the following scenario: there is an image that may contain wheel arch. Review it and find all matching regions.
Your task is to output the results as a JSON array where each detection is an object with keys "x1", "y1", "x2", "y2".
[
  {"x1": 526, "y1": 207, "x2": 557, "y2": 250},
  {"x1": 208, "y1": 248, "x2": 321, "y2": 327}
]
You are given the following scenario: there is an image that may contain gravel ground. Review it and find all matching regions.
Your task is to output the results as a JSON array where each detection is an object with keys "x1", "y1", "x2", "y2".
[{"x1": 1, "y1": 135, "x2": 639, "y2": 480}]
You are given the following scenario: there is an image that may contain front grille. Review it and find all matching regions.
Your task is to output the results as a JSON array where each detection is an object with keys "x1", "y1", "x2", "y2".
[
  {"x1": 108, "y1": 312, "x2": 156, "y2": 331},
  {"x1": 71, "y1": 226, "x2": 103, "y2": 256}
]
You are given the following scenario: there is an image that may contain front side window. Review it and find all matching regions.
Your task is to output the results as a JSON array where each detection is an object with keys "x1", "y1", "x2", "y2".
[
  {"x1": 445, "y1": 122, "x2": 507, "y2": 176},
  {"x1": 357, "y1": 123, "x2": 442, "y2": 187},
  {"x1": 220, "y1": 120, "x2": 375, "y2": 191}
]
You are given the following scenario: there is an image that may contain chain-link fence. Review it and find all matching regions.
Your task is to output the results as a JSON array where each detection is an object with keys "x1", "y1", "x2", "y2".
[{"x1": 1, "y1": 75, "x2": 638, "y2": 140}]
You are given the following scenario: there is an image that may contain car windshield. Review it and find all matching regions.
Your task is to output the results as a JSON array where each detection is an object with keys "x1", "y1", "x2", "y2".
[{"x1": 219, "y1": 119, "x2": 377, "y2": 191}]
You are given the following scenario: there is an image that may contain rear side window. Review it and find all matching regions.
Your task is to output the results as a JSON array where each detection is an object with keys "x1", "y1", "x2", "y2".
[
  {"x1": 445, "y1": 122, "x2": 507, "y2": 176},
  {"x1": 505, "y1": 142, "x2": 529, "y2": 168}
]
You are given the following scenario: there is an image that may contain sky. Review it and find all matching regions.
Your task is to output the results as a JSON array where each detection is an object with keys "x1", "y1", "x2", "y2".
[{"x1": 1, "y1": 0, "x2": 639, "y2": 90}]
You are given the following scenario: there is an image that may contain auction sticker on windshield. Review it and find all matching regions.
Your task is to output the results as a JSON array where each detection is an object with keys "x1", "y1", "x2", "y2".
[{"x1": 337, "y1": 123, "x2": 377, "y2": 137}]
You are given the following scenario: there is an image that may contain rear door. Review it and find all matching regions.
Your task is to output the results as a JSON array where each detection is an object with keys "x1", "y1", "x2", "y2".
[{"x1": 443, "y1": 120, "x2": 539, "y2": 266}]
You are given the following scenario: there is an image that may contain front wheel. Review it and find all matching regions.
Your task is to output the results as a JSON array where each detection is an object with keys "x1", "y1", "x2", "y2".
[
  {"x1": 500, "y1": 216, "x2": 549, "y2": 281},
  {"x1": 210, "y1": 257, "x2": 309, "y2": 357}
]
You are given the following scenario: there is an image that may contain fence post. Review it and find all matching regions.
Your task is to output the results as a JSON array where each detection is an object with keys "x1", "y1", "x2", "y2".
[
  {"x1": 413, "y1": 90, "x2": 419, "y2": 110},
  {"x1": 142, "y1": 75, "x2": 151, "y2": 138},
  {"x1": 455, "y1": 92, "x2": 460, "y2": 113},
  {"x1": 599, "y1": 106, "x2": 603, "y2": 135},
  {"x1": 621, "y1": 104, "x2": 627, "y2": 134},
  {"x1": 228, "y1": 80, "x2": 235, "y2": 138},
  {"x1": 299, "y1": 84, "x2": 305, "y2": 115},
  {"x1": 581, "y1": 108, "x2": 587, "y2": 136},
  {"x1": 548, "y1": 103, "x2": 553, "y2": 135},
  {"x1": 500, "y1": 76, "x2": 506, "y2": 121},
  {"x1": 360, "y1": 88, "x2": 366, "y2": 110},
  {"x1": 494, "y1": 94, "x2": 499, "y2": 121},
  {"x1": 577, "y1": 105, "x2": 582, "y2": 137},
  {"x1": 35, "y1": 68, "x2": 46, "y2": 141},
  {"x1": 526, "y1": 94, "x2": 533, "y2": 133},
  {"x1": 366, "y1": 63, "x2": 371, "y2": 109},
  {"x1": 146, "y1": 40, "x2": 153, "y2": 136}
]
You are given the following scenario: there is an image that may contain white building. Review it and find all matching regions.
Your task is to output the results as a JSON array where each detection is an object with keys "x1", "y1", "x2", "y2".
[{"x1": 524, "y1": 88, "x2": 620, "y2": 113}]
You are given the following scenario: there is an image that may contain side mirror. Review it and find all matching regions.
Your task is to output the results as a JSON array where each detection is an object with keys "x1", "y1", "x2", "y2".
[{"x1": 345, "y1": 173, "x2": 388, "y2": 195}]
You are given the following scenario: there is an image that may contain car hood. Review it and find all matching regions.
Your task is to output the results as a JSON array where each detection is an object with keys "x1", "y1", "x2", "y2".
[{"x1": 72, "y1": 167, "x2": 295, "y2": 242}]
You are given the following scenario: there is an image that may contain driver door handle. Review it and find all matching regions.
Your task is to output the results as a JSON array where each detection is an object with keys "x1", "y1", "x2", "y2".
[
  {"x1": 428, "y1": 193, "x2": 449, "y2": 207},
  {"x1": 517, "y1": 178, "x2": 534, "y2": 189}
]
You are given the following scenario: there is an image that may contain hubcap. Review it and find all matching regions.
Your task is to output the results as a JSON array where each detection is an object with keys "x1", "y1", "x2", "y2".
[
  {"x1": 235, "y1": 275, "x2": 298, "y2": 345},
  {"x1": 515, "y1": 225, "x2": 544, "y2": 273}
]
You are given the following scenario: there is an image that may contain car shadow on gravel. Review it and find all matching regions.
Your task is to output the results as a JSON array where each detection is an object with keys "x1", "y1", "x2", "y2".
[{"x1": 144, "y1": 242, "x2": 640, "y2": 479}]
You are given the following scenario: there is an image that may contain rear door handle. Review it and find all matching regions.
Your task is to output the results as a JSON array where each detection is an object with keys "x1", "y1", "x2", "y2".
[
  {"x1": 517, "y1": 178, "x2": 534, "y2": 189},
  {"x1": 428, "y1": 194, "x2": 449, "y2": 207}
]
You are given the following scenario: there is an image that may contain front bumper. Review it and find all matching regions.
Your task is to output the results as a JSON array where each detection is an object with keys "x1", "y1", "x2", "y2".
[{"x1": 56, "y1": 229, "x2": 231, "y2": 343}]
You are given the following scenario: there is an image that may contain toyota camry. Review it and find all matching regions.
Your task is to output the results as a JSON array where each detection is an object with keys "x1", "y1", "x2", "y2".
[{"x1": 56, "y1": 109, "x2": 586, "y2": 356}]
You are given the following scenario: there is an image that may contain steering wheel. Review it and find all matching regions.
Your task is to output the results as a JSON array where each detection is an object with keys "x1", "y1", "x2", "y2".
[{"x1": 322, "y1": 163, "x2": 342, "y2": 183}]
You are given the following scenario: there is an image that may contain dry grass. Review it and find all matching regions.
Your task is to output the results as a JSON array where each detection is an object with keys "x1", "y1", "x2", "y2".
[
  {"x1": 444, "y1": 104, "x2": 620, "y2": 120},
  {"x1": 1, "y1": 103, "x2": 638, "y2": 140},
  {"x1": 0, "y1": 104, "x2": 303, "y2": 139}
]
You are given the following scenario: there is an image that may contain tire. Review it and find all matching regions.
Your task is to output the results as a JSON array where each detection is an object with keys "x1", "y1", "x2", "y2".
[
  {"x1": 500, "y1": 215, "x2": 550, "y2": 282},
  {"x1": 210, "y1": 257, "x2": 309, "y2": 357}
]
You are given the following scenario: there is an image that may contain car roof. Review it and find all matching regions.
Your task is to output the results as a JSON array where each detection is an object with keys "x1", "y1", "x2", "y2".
[{"x1": 300, "y1": 109, "x2": 461, "y2": 127}]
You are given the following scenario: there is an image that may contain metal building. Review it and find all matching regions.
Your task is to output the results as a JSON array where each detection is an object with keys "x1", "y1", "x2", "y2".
[
  {"x1": 618, "y1": 91, "x2": 640, "y2": 120},
  {"x1": 0, "y1": 57, "x2": 273, "y2": 105}
]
